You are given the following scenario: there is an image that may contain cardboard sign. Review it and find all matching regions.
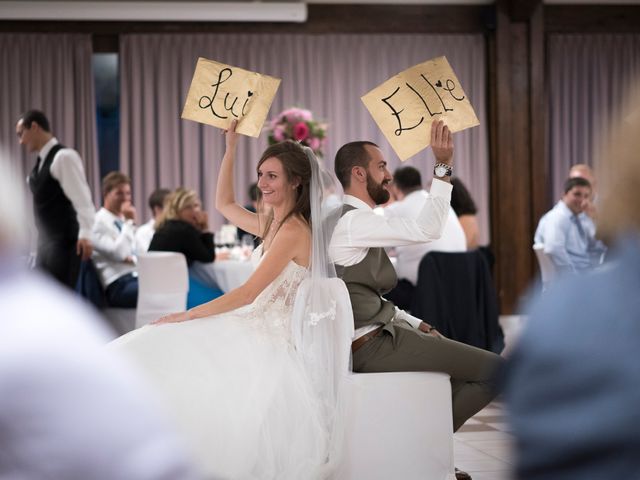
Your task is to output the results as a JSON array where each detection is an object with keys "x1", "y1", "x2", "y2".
[
  {"x1": 361, "y1": 56, "x2": 479, "y2": 161},
  {"x1": 181, "y1": 57, "x2": 281, "y2": 137}
]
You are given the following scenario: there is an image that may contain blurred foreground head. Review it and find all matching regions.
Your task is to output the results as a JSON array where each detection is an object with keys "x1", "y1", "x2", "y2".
[
  {"x1": 505, "y1": 87, "x2": 640, "y2": 480},
  {"x1": 597, "y1": 88, "x2": 640, "y2": 242}
]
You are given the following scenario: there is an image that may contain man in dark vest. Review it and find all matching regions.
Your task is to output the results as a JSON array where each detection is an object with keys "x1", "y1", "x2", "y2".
[
  {"x1": 330, "y1": 120, "x2": 503, "y2": 480},
  {"x1": 16, "y1": 110, "x2": 95, "y2": 288}
]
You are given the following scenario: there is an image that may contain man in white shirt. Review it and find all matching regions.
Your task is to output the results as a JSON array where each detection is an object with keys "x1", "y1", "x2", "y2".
[
  {"x1": 383, "y1": 165, "x2": 466, "y2": 310},
  {"x1": 329, "y1": 121, "x2": 503, "y2": 478},
  {"x1": 16, "y1": 110, "x2": 95, "y2": 288},
  {"x1": 92, "y1": 171, "x2": 139, "y2": 308},
  {"x1": 136, "y1": 188, "x2": 170, "y2": 252}
]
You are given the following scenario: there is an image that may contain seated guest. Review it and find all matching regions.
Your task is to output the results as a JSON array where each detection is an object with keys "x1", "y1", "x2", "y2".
[
  {"x1": 92, "y1": 172, "x2": 138, "y2": 308},
  {"x1": 450, "y1": 177, "x2": 480, "y2": 250},
  {"x1": 383, "y1": 166, "x2": 466, "y2": 310},
  {"x1": 135, "y1": 188, "x2": 170, "y2": 252},
  {"x1": 534, "y1": 177, "x2": 606, "y2": 273},
  {"x1": 149, "y1": 188, "x2": 222, "y2": 307}
]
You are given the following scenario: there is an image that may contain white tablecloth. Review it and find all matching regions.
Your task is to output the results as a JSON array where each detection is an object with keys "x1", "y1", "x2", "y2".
[{"x1": 212, "y1": 260, "x2": 255, "y2": 292}]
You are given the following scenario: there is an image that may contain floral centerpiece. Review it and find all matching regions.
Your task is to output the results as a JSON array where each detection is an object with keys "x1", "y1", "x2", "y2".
[{"x1": 267, "y1": 107, "x2": 327, "y2": 157}]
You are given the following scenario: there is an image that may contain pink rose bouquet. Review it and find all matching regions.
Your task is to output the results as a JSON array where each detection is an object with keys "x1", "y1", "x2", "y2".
[{"x1": 267, "y1": 107, "x2": 327, "y2": 157}]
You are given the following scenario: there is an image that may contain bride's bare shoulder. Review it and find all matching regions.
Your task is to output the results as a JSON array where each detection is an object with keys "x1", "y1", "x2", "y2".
[
  {"x1": 281, "y1": 216, "x2": 311, "y2": 236},
  {"x1": 275, "y1": 217, "x2": 311, "y2": 256}
]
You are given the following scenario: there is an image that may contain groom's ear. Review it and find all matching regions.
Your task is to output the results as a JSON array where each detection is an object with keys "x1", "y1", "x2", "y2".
[{"x1": 352, "y1": 166, "x2": 367, "y2": 184}]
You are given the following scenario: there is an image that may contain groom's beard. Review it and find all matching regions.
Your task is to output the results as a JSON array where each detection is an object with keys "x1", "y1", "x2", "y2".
[{"x1": 366, "y1": 174, "x2": 390, "y2": 205}]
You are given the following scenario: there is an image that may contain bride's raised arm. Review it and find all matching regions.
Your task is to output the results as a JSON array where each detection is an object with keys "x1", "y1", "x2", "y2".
[
  {"x1": 153, "y1": 221, "x2": 304, "y2": 324},
  {"x1": 215, "y1": 120, "x2": 261, "y2": 237}
]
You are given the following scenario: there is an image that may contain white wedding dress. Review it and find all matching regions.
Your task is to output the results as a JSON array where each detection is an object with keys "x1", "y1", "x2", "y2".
[{"x1": 110, "y1": 245, "x2": 329, "y2": 479}]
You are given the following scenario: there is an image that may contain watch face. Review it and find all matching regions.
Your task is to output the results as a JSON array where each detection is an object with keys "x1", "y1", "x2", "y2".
[{"x1": 435, "y1": 165, "x2": 447, "y2": 177}]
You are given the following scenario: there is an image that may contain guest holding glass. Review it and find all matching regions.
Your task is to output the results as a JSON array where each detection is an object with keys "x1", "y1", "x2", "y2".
[{"x1": 149, "y1": 188, "x2": 223, "y2": 307}]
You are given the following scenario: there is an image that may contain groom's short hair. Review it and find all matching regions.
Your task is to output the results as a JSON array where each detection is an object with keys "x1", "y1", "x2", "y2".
[{"x1": 334, "y1": 141, "x2": 379, "y2": 189}]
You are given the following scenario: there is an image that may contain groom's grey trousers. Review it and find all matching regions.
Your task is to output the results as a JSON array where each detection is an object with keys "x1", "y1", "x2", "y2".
[{"x1": 351, "y1": 320, "x2": 502, "y2": 432}]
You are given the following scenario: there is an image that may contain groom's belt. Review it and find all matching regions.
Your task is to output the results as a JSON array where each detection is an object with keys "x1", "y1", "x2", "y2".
[{"x1": 351, "y1": 325, "x2": 385, "y2": 353}]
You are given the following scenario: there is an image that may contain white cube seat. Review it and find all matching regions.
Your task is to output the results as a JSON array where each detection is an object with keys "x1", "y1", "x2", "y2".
[{"x1": 338, "y1": 371, "x2": 455, "y2": 480}]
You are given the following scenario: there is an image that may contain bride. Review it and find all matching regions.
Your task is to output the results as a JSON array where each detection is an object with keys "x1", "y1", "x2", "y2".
[{"x1": 111, "y1": 121, "x2": 351, "y2": 479}]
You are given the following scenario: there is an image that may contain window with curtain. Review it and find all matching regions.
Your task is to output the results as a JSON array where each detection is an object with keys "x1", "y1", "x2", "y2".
[{"x1": 93, "y1": 53, "x2": 120, "y2": 180}]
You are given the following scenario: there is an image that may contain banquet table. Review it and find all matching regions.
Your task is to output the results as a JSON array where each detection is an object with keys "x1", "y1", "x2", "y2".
[{"x1": 210, "y1": 259, "x2": 255, "y2": 292}]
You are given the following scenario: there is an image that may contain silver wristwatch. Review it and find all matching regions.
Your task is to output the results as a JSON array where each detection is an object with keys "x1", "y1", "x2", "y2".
[{"x1": 433, "y1": 163, "x2": 452, "y2": 178}]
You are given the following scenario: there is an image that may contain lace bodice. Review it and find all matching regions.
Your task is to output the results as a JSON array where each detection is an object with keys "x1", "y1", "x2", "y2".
[{"x1": 241, "y1": 244, "x2": 309, "y2": 335}]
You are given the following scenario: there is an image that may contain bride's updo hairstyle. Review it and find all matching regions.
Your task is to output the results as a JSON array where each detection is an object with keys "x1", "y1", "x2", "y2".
[{"x1": 256, "y1": 140, "x2": 312, "y2": 237}]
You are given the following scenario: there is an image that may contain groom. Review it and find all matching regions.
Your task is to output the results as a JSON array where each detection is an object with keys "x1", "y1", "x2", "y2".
[{"x1": 329, "y1": 120, "x2": 503, "y2": 480}]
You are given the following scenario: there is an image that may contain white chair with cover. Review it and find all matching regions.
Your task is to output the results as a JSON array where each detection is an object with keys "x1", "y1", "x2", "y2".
[
  {"x1": 339, "y1": 371, "x2": 455, "y2": 480},
  {"x1": 135, "y1": 251, "x2": 189, "y2": 329},
  {"x1": 291, "y1": 273, "x2": 454, "y2": 480},
  {"x1": 533, "y1": 243, "x2": 557, "y2": 288}
]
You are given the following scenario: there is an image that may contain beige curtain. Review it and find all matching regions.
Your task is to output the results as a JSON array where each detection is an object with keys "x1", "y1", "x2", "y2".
[
  {"x1": 0, "y1": 34, "x2": 100, "y2": 203},
  {"x1": 120, "y1": 33, "x2": 489, "y2": 243},
  {"x1": 548, "y1": 34, "x2": 640, "y2": 203}
]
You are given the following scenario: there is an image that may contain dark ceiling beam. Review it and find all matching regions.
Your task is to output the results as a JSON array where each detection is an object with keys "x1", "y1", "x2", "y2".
[
  {"x1": 0, "y1": 4, "x2": 490, "y2": 35},
  {"x1": 509, "y1": 0, "x2": 540, "y2": 22},
  {"x1": 0, "y1": 4, "x2": 492, "y2": 53},
  {"x1": 546, "y1": 5, "x2": 640, "y2": 33},
  {"x1": 307, "y1": 5, "x2": 491, "y2": 34}
]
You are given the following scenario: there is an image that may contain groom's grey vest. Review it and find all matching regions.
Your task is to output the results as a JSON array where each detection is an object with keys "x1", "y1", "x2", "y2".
[{"x1": 336, "y1": 204, "x2": 398, "y2": 330}]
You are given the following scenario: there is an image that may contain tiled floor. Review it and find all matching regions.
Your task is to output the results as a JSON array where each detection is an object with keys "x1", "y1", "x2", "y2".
[
  {"x1": 450, "y1": 315, "x2": 527, "y2": 480},
  {"x1": 455, "y1": 400, "x2": 514, "y2": 480}
]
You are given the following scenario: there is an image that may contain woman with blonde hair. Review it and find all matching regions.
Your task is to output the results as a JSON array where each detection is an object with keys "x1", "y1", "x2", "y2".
[{"x1": 149, "y1": 188, "x2": 223, "y2": 306}]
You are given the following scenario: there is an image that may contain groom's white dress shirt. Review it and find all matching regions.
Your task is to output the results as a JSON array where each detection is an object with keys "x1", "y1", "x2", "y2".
[{"x1": 329, "y1": 179, "x2": 452, "y2": 337}]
